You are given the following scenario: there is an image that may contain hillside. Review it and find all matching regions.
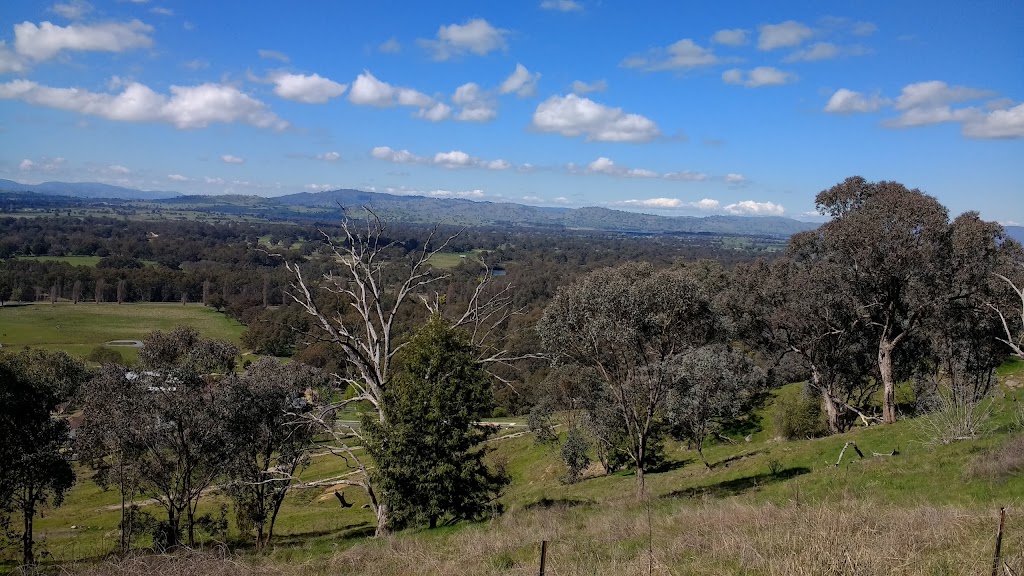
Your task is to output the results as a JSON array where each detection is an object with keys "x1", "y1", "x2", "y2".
[{"x1": 0, "y1": 179, "x2": 179, "y2": 201}]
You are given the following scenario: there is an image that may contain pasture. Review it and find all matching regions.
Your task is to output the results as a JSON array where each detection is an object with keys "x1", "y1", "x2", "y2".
[{"x1": 0, "y1": 302, "x2": 244, "y2": 360}]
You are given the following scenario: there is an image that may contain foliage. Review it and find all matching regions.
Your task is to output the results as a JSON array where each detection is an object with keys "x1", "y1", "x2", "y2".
[
  {"x1": 559, "y1": 427, "x2": 591, "y2": 484},
  {"x1": 86, "y1": 345, "x2": 127, "y2": 366},
  {"x1": 0, "y1": 348, "x2": 89, "y2": 566},
  {"x1": 363, "y1": 316, "x2": 509, "y2": 530},
  {"x1": 527, "y1": 401, "x2": 558, "y2": 445},
  {"x1": 539, "y1": 262, "x2": 724, "y2": 489},
  {"x1": 773, "y1": 386, "x2": 828, "y2": 440},
  {"x1": 666, "y1": 345, "x2": 767, "y2": 467},
  {"x1": 220, "y1": 358, "x2": 323, "y2": 550}
]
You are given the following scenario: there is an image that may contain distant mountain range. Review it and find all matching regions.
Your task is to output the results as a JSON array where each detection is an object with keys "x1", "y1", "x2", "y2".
[
  {"x1": 0, "y1": 179, "x2": 180, "y2": 200},
  {"x1": 4, "y1": 179, "x2": 1021, "y2": 241}
]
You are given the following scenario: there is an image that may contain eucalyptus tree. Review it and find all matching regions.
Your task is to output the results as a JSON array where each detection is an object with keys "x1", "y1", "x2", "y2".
[{"x1": 538, "y1": 262, "x2": 723, "y2": 490}]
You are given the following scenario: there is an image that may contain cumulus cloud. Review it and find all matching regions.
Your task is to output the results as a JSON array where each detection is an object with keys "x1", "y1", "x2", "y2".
[
  {"x1": 271, "y1": 72, "x2": 347, "y2": 104},
  {"x1": 616, "y1": 197, "x2": 721, "y2": 211},
  {"x1": 150, "y1": 7, "x2": 173, "y2": 16},
  {"x1": 531, "y1": 94, "x2": 661, "y2": 142},
  {"x1": 570, "y1": 79, "x2": 607, "y2": 94},
  {"x1": 452, "y1": 82, "x2": 497, "y2": 122},
  {"x1": 19, "y1": 156, "x2": 65, "y2": 172},
  {"x1": 427, "y1": 189, "x2": 485, "y2": 199},
  {"x1": 711, "y1": 28, "x2": 747, "y2": 46},
  {"x1": 348, "y1": 71, "x2": 435, "y2": 111},
  {"x1": 585, "y1": 157, "x2": 658, "y2": 178},
  {"x1": 14, "y1": 19, "x2": 153, "y2": 60},
  {"x1": 371, "y1": 146, "x2": 421, "y2": 164},
  {"x1": 258, "y1": 49, "x2": 289, "y2": 63},
  {"x1": 758, "y1": 20, "x2": 813, "y2": 51},
  {"x1": 892, "y1": 80, "x2": 992, "y2": 111},
  {"x1": 416, "y1": 102, "x2": 453, "y2": 122},
  {"x1": 499, "y1": 63, "x2": 540, "y2": 97},
  {"x1": 962, "y1": 103, "x2": 1024, "y2": 139},
  {"x1": 371, "y1": 145, "x2": 513, "y2": 170},
  {"x1": 540, "y1": 0, "x2": 583, "y2": 11},
  {"x1": 724, "y1": 173, "x2": 747, "y2": 184},
  {"x1": 167, "y1": 174, "x2": 190, "y2": 181},
  {"x1": 824, "y1": 88, "x2": 887, "y2": 113},
  {"x1": 221, "y1": 154, "x2": 244, "y2": 164},
  {"x1": 316, "y1": 151, "x2": 341, "y2": 161},
  {"x1": 51, "y1": 0, "x2": 92, "y2": 20},
  {"x1": 0, "y1": 79, "x2": 288, "y2": 129},
  {"x1": 108, "y1": 164, "x2": 130, "y2": 174},
  {"x1": 419, "y1": 18, "x2": 508, "y2": 60},
  {"x1": 622, "y1": 38, "x2": 723, "y2": 71},
  {"x1": 724, "y1": 200, "x2": 784, "y2": 215},
  {"x1": 304, "y1": 184, "x2": 335, "y2": 192},
  {"x1": 783, "y1": 42, "x2": 840, "y2": 62},
  {"x1": 722, "y1": 67, "x2": 796, "y2": 87}
]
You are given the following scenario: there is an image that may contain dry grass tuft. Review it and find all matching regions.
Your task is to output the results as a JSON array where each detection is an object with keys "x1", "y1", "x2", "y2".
[{"x1": 970, "y1": 433, "x2": 1024, "y2": 482}]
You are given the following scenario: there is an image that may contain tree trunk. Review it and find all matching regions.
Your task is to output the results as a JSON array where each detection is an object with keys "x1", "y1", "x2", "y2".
[
  {"x1": 879, "y1": 342, "x2": 897, "y2": 424},
  {"x1": 186, "y1": 506, "x2": 196, "y2": 546},
  {"x1": 22, "y1": 489, "x2": 35, "y2": 567},
  {"x1": 374, "y1": 502, "x2": 391, "y2": 537},
  {"x1": 812, "y1": 368, "x2": 841, "y2": 434}
]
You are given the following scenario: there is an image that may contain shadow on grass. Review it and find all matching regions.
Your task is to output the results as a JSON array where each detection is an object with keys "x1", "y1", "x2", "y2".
[
  {"x1": 523, "y1": 497, "x2": 594, "y2": 511},
  {"x1": 272, "y1": 521, "x2": 374, "y2": 545},
  {"x1": 710, "y1": 449, "x2": 765, "y2": 469},
  {"x1": 647, "y1": 458, "x2": 693, "y2": 474},
  {"x1": 662, "y1": 466, "x2": 811, "y2": 499}
]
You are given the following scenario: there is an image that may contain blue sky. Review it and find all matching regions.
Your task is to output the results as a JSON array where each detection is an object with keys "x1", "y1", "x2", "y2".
[{"x1": 0, "y1": 0, "x2": 1021, "y2": 223}]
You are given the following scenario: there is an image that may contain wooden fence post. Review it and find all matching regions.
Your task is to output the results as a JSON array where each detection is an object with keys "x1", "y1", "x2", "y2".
[
  {"x1": 539, "y1": 540, "x2": 547, "y2": 576},
  {"x1": 992, "y1": 507, "x2": 1006, "y2": 576}
]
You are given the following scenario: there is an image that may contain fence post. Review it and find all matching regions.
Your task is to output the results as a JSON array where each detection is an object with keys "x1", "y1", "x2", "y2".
[
  {"x1": 539, "y1": 540, "x2": 547, "y2": 576},
  {"x1": 992, "y1": 507, "x2": 1006, "y2": 576}
]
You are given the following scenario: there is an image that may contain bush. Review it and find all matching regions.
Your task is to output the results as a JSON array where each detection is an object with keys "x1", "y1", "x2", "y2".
[
  {"x1": 86, "y1": 345, "x2": 126, "y2": 366},
  {"x1": 528, "y1": 402, "x2": 557, "y2": 445},
  {"x1": 774, "y1": 388, "x2": 828, "y2": 440},
  {"x1": 491, "y1": 406, "x2": 508, "y2": 418},
  {"x1": 560, "y1": 427, "x2": 591, "y2": 484}
]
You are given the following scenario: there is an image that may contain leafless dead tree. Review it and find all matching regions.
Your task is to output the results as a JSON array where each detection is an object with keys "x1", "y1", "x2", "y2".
[
  {"x1": 285, "y1": 210, "x2": 537, "y2": 535},
  {"x1": 990, "y1": 272, "x2": 1024, "y2": 359}
]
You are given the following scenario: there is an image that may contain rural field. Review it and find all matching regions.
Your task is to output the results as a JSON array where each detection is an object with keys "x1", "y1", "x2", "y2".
[{"x1": 0, "y1": 303, "x2": 244, "y2": 362}]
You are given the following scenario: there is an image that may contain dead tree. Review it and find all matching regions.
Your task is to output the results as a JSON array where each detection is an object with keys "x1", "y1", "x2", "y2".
[
  {"x1": 991, "y1": 272, "x2": 1024, "y2": 359},
  {"x1": 286, "y1": 210, "x2": 533, "y2": 536}
]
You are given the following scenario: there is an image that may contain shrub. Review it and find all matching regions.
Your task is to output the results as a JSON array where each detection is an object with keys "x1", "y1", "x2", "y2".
[
  {"x1": 968, "y1": 433, "x2": 1024, "y2": 482},
  {"x1": 774, "y1": 388, "x2": 828, "y2": 440},
  {"x1": 528, "y1": 402, "x2": 557, "y2": 445},
  {"x1": 560, "y1": 427, "x2": 591, "y2": 484},
  {"x1": 86, "y1": 345, "x2": 126, "y2": 366}
]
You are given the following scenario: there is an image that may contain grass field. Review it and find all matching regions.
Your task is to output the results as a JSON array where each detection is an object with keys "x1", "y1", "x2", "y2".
[
  {"x1": 427, "y1": 250, "x2": 484, "y2": 269},
  {"x1": 0, "y1": 302, "x2": 244, "y2": 360},
  {"x1": 14, "y1": 256, "x2": 159, "y2": 267}
]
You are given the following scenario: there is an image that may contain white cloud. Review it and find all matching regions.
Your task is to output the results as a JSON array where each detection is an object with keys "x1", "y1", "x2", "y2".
[
  {"x1": 531, "y1": 94, "x2": 661, "y2": 142},
  {"x1": 19, "y1": 156, "x2": 65, "y2": 172},
  {"x1": 304, "y1": 184, "x2": 335, "y2": 192},
  {"x1": 722, "y1": 66, "x2": 796, "y2": 87},
  {"x1": 0, "y1": 42, "x2": 26, "y2": 74},
  {"x1": 824, "y1": 88, "x2": 887, "y2": 113},
  {"x1": 663, "y1": 171, "x2": 707, "y2": 181},
  {"x1": 14, "y1": 19, "x2": 153, "y2": 61},
  {"x1": 724, "y1": 173, "x2": 747, "y2": 184},
  {"x1": 962, "y1": 103, "x2": 1024, "y2": 139},
  {"x1": 316, "y1": 151, "x2": 341, "y2": 161},
  {"x1": 371, "y1": 146, "x2": 422, "y2": 164},
  {"x1": 108, "y1": 164, "x2": 130, "y2": 174},
  {"x1": 485, "y1": 159, "x2": 511, "y2": 170},
  {"x1": 433, "y1": 150, "x2": 475, "y2": 168},
  {"x1": 783, "y1": 42, "x2": 840, "y2": 62},
  {"x1": 758, "y1": 20, "x2": 813, "y2": 51},
  {"x1": 570, "y1": 79, "x2": 607, "y2": 94},
  {"x1": 724, "y1": 200, "x2": 784, "y2": 215},
  {"x1": 452, "y1": 82, "x2": 497, "y2": 122},
  {"x1": 271, "y1": 72, "x2": 347, "y2": 104},
  {"x1": 150, "y1": 7, "x2": 173, "y2": 16},
  {"x1": 378, "y1": 37, "x2": 401, "y2": 54},
  {"x1": 348, "y1": 71, "x2": 435, "y2": 113},
  {"x1": 258, "y1": 49, "x2": 289, "y2": 63},
  {"x1": 852, "y1": 21, "x2": 878, "y2": 36},
  {"x1": 51, "y1": 0, "x2": 92, "y2": 20},
  {"x1": 167, "y1": 174, "x2": 190, "y2": 181},
  {"x1": 221, "y1": 154, "x2": 244, "y2": 164},
  {"x1": 540, "y1": 0, "x2": 583, "y2": 11},
  {"x1": 616, "y1": 197, "x2": 721, "y2": 210},
  {"x1": 892, "y1": 80, "x2": 991, "y2": 111},
  {"x1": 0, "y1": 79, "x2": 288, "y2": 129},
  {"x1": 419, "y1": 18, "x2": 508, "y2": 60},
  {"x1": 416, "y1": 102, "x2": 453, "y2": 122},
  {"x1": 428, "y1": 189, "x2": 485, "y2": 199},
  {"x1": 623, "y1": 38, "x2": 722, "y2": 71},
  {"x1": 585, "y1": 156, "x2": 658, "y2": 178},
  {"x1": 711, "y1": 28, "x2": 747, "y2": 46},
  {"x1": 499, "y1": 63, "x2": 540, "y2": 97}
]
